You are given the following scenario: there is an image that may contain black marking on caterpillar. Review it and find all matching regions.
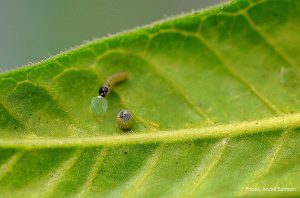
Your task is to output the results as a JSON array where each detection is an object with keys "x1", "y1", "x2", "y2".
[{"x1": 99, "y1": 72, "x2": 128, "y2": 98}]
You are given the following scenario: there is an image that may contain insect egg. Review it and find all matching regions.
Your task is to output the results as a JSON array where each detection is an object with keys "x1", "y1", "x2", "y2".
[
  {"x1": 90, "y1": 72, "x2": 127, "y2": 116},
  {"x1": 90, "y1": 96, "x2": 108, "y2": 116},
  {"x1": 117, "y1": 109, "x2": 134, "y2": 130}
]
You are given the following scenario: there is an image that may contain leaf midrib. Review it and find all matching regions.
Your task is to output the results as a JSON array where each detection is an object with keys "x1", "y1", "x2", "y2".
[{"x1": 1, "y1": 113, "x2": 299, "y2": 149}]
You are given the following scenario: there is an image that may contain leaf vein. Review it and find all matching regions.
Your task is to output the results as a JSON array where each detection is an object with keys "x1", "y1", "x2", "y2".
[
  {"x1": 0, "y1": 151, "x2": 25, "y2": 180},
  {"x1": 0, "y1": 100, "x2": 26, "y2": 131},
  {"x1": 123, "y1": 144, "x2": 164, "y2": 198},
  {"x1": 186, "y1": 138, "x2": 228, "y2": 197},
  {"x1": 37, "y1": 149, "x2": 82, "y2": 197},
  {"x1": 78, "y1": 148, "x2": 107, "y2": 198},
  {"x1": 0, "y1": 113, "x2": 298, "y2": 148},
  {"x1": 237, "y1": 130, "x2": 291, "y2": 196},
  {"x1": 243, "y1": 10, "x2": 300, "y2": 74},
  {"x1": 150, "y1": 28, "x2": 283, "y2": 114}
]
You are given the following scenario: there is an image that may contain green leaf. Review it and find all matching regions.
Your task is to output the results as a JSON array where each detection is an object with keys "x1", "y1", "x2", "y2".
[{"x1": 0, "y1": 0, "x2": 299, "y2": 197}]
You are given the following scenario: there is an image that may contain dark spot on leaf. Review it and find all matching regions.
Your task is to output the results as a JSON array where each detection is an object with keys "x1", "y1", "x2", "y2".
[
  {"x1": 14, "y1": 126, "x2": 17, "y2": 129},
  {"x1": 125, "y1": 152, "x2": 127, "y2": 154}
]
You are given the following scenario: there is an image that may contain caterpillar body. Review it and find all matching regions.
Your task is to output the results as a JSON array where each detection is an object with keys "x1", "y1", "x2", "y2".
[{"x1": 99, "y1": 72, "x2": 128, "y2": 98}]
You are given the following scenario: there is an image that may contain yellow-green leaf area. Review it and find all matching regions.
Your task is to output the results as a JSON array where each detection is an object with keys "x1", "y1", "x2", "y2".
[{"x1": 0, "y1": 0, "x2": 299, "y2": 197}]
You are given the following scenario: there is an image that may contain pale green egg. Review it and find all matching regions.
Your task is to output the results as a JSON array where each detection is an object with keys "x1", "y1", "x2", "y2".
[{"x1": 90, "y1": 96, "x2": 108, "y2": 116}]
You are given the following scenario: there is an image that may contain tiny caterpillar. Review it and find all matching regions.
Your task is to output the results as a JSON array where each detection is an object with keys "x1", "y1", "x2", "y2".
[
  {"x1": 90, "y1": 72, "x2": 127, "y2": 116},
  {"x1": 117, "y1": 109, "x2": 134, "y2": 130},
  {"x1": 99, "y1": 72, "x2": 128, "y2": 98}
]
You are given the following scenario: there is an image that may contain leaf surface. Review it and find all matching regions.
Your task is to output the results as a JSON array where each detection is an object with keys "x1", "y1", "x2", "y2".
[{"x1": 0, "y1": 0, "x2": 299, "y2": 197}]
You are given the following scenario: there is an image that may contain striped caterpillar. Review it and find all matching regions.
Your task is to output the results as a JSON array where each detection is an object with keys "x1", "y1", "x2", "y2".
[{"x1": 98, "y1": 72, "x2": 128, "y2": 98}]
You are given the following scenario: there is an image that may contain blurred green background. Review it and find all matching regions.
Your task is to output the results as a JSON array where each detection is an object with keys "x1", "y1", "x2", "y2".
[{"x1": 0, "y1": 0, "x2": 224, "y2": 71}]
